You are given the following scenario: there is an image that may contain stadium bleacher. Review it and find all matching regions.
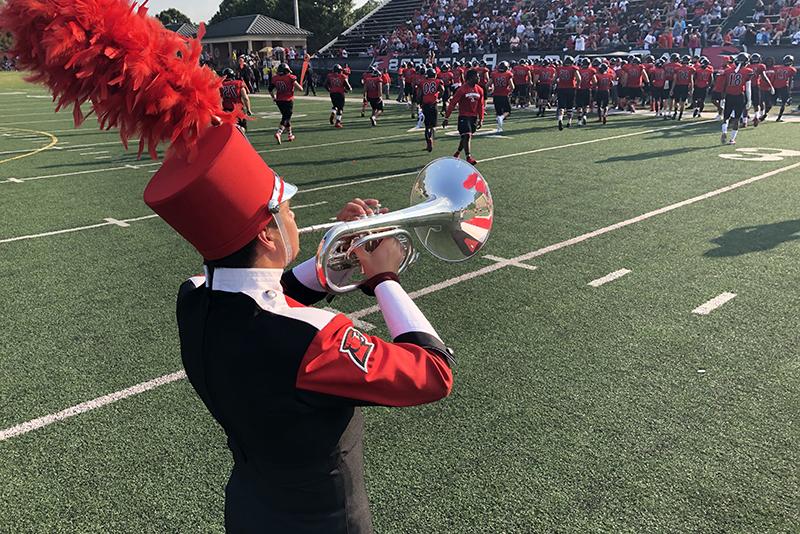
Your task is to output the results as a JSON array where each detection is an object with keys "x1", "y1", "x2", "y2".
[{"x1": 322, "y1": 0, "x2": 794, "y2": 57}]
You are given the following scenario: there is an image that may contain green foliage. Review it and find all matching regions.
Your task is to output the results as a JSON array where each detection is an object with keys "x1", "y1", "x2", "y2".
[{"x1": 156, "y1": 8, "x2": 193, "y2": 25}]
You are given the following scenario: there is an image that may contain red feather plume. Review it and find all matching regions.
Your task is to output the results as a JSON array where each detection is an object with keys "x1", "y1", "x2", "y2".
[{"x1": 0, "y1": 0, "x2": 243, "y2": 159}]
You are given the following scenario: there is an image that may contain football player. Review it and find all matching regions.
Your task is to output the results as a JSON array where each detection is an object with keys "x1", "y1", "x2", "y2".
[
  {"x1": 710, "y1": 56, "x2": 731, "y2": 120},
  {"x1": 663, "y1": 53, "x2": 680, "y2": 117},
  {"x1": 719, "y1": 53, "x2": 770, "y2": 144},
  {"x1": 512, "y1": 59, "x2": 531, "y2": 109},
  {"x1": 534, "y1": 59, "x2": 556, "y2": 117},
  {"x1": 220, "y1": 68, "x2": 252, "y2": 134},
  {"x1": 269, "y1": 63, "x2": 303, "y2": 144},
  {"x1": 443, "y1": 69, "x2": 484, "y2": 165},
  {"x1": 670, "y1": 55, "x2": 694, "y2": 120},
  {"x1": 555, "y1": 56, "x2": 581, "y2": 130},
  {"x1": 418, "y1": 67, "x2": 445, "y2": 152},
  {"x1": 692, "y1": 56, "x2": 714, "y2": 118},
  {"x1": 438, "y1": 64, "x2": 455, "y2": 116},
  {"x1": 620, "y1": 56, "x2": 648, "y2": 113},
  {"x1": 650, "y1": 59, "x2": 667, "y2": 116},
  {"x1": 748, "y1": 53, "x2": 767, "y2": 126},
  {"x1": 594, "y1": 63, "x2": 615, "y2": 124},
  {"x1": 490, "y1": 61, "x2": 514, "y2": 132},
  {"x1": 772, "y1": 55, "x2": 796, "y2": 122},
  {"x1": 325, "y1": 64, "x2": 351, "y2": 128},
  {"x1": 576, "y1": 57, "x2": 597, "y2": 126},
  {"x1": 362, "y1": 67, "x2": 384, "y2": 126}
]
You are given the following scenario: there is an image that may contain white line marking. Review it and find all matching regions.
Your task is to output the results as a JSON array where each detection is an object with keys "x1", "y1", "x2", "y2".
[
  {"x1": 1, "y1": 158, "x2": 794, "y2": 439},
  {"x1": 0, "y1": 162, "x2": 161, "y2": 184},
  {"x1": 0, "y1": 371, "x2": 186, "y2": 441},
  {"x1": 124, "y1": 164, "x2": 140, "y2": 170},
  {"x1": 588, "y1": 269, "x2": 631, "y2": 287},
  {"x1": 103, "y1": 218, "x2": 130, "y2": 228},
  {"x1": 484, "y1": 255, "x2": 538, "y2": 271},
  {"x1": 257, "y1": 131, "x2": 418, "y2": 154},
  {"x1": 95, "y1": 156, "x2": 111, "y2": 159},
  {"x1": 0, "y1": 221, "x2": 116, "y2": 244},
  {"x1": 692, "y1": 292, "x2": 737, "y2": 315},
  {"x1": 322, "y1": 308, "x2": 376, "y2": 331},
  {"x1": 6, "y1": 178, "x2": 22, "y2": 183},
  {"x1": 292, "y1": 201, "x2": 328, "y2": 210},
  {"x1": 80, "y1": 151, "x2": 109, "y2": 156}
]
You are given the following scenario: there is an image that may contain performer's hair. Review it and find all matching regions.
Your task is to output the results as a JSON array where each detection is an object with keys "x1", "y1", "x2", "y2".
[{"x1": 204, "y1": 218, "x2": 278, "y2": 268}]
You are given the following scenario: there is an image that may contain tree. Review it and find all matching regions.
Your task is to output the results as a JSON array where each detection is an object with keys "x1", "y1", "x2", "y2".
[
  {"x1": 210, "y1": 0, "x2": 277, "y2": 25},
  {"x1": 349, "y1": 0, "x2": 379, "y2": 24},
  {"x1": 156, "y1": 8, "x2": 193, "y2": 26}
]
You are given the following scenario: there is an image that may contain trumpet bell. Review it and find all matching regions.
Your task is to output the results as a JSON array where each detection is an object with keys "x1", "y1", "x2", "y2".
[{"x1": 410, "y1": 157, "x2": 493, "y2": 262}]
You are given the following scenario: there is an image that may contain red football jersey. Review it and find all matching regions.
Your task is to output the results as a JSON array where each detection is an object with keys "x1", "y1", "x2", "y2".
[
  {"x1": 623, "y1": 64, "x2": 646, "y2": 88},
  {"x1": 445, "y1": 83, "x2": 485, "y2": 119},
  {"x1": 221, "y1": 79, "x2": 244, "y2": 112},
  {"x1": 650, "y1": 67, "x2": 667, "y2": 88},
  {"x1": 772, "y1": 65, "x2": 797, "y2": 89},
  {"x1": 595, "y1": 71, "x2": 616, "y2": 91},
  {"x1": 403, "y1": 69, "x2": 416, "y2": 84},
  {"x1": 363, "y1": 76, "x2": 383, "y2": 99},
  {"x1": 512, "y1": 65, "x2": 530, "y2": 85},
  {"x1": 663, "y1": 62, "x2": 679, "y2": 81},
  {"x1": 578, "y1": 67, "x2": 597, "y2": 89},
  {"x1": 556, "y1": 65, "x2": 580, "y2": 89},
  {"x1": 419, "y1": 78, "x2": 444, "y2": 104},
  {"x1": 477, "y1": 67, "x2": 490, "y2": 85},
  {"x1": 438, "y1": 71, "x2": 454, "y2": 86},
  {"x1": 673, "y1": 65, "x2": 695, "y2": 86},
  {"x1": 490, "y1": 70, "x2": 514, "y2": 96},
  {"x1": 272, "y1": 74, "x2": 297, "y2": 101},
  {"x1": 723, "y1": 66, "x2": 753, "y2": 96},
  {"x1": 326, "y1": 72, "x2": 348, "y2": 94},
  {"x1": 693, "y1": 66, "x2": 713, "y2": 89},
  {"x1": 712, "y1": 71, "x2": 727, "y2": 92}
]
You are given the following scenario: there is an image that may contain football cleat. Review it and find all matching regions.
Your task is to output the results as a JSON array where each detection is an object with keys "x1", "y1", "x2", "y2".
[
  {"x1": 558, "y1": 119, "x2": 563, "y2": 131},
  {"x1": 274, "y1": 132, "x2": 282, "y2": 145},
  {"x1": 370, "y1": 116, "x2": 377, "y2": 126},
  {"x1": 453, "y1": 151, "x2": 461, "y2": 159},
  {"x1": 329, "y1": 112, "x2": 335, "y2": 124},
  {"x1": 335, "y1": 122, "x2": 343, "y2": 128},
  {"x1": 728, "y1": 138, "x2": 736, "y2": 145},
  {"x1": 287, "y1": 134, "x2": 296, "y2": 142},
  {"x1": 466, "y1": 156, "x2": 478, "y2": 165},
  {"x1": 721, "y1": 133, "x2": 727, "y2": 144}
]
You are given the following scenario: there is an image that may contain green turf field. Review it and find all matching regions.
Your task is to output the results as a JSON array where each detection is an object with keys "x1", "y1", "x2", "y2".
[{"x1": 1, "y1": 70, "x2": 799, "y2": 533}]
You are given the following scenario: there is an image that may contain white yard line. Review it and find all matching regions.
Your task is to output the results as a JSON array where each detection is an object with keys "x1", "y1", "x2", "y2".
[
  {"x1": 484, "y1": 254, "x2": 538, "y2": 271},
  {"x1": 81, "y1": 151, "x2": 109, "y2": 156},
  {"x1": 1, "y1": 159, "x2": 795, "y2": 441},
  {"x1": 588, "y1": 269, "x2": 631, "y2": 287},
  {"x1": 692, "y1": 292, "x2": 737, "y2": 315},
  {"x1": 0, "y1": 162, "x2": 161, "y2": 184}
]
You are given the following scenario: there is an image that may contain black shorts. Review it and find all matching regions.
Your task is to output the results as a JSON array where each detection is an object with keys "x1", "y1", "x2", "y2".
[
  {"x1": 723, "y1": 93, "x2": 746, "y2": 120},
  {"x1": 422, "y1": 103, "x2": 438, "y2": 129},
  {"x1": 404, "y1": 84, "x2": 414, "y2": 96},
  {"x1": 368, "y1": 97, "x2": 384, "y2": 112},
  {"x1": 493, "y1": 96, "x2": 511, "y2": 115},
  {"x1": 775, "y1": 87, "x2": 791, "y2": 103},
  {"x1": 595, "y1": 89, "x2": 610, "y2": 108},
  {"x1": 237, "y1": 118, "x2": 248, "y2": 132},
  {"x1": 536, "y1": 83, "x2": 551, "y2": 100},
  {"x1": 442, "y1": 87, "x2": 451, "y2": 102},
  {"x1": 625, "y1": 86, "x2": 643, "y2": 99},
  {"x1": 617, "y1": 86, "x2": 628, "y2": 99},
  {"x1": 710, "y1": 90, "x2": 722, "y2": 101},
  {"x1": 458, "y1": 116, "x2": 477, "y2": 135},
  {"x1": 673, "y1": 85, "x2": 690, "y2": 101},
  {"x1": 576, "y1": 89, "x2": 591, "y2": 108},
  {"x1": 651, "y1": 87, "x2": 665, "y2": 100},
  {"x1": 276, "y1": 100, "x2": 293, "y2": 124},
  {"x1": 556, "y1": 88, "x2": 576, "y2": 109},
  {"x1": 752, "y1": 86, "x2": 762, "y2": 107},
  {"x1": 330, "y1": 93, "x2": 345, "y2": 111},
  {"x1": 692, "y1": 87, "x2": 708, "y2": 104}
]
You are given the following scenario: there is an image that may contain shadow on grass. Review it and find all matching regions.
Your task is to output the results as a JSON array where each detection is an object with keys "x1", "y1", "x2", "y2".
[
  {"x1": 704, "y1": 219, "x2": 800, "y2": 257},
  {"x1": 596, "y1": 145, "x2": 718, "y2": 163}
]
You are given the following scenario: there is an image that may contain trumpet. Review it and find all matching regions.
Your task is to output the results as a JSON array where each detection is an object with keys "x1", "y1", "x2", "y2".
[{"x1": 315, "y1": 157, "x2": 494, "y2": 294}]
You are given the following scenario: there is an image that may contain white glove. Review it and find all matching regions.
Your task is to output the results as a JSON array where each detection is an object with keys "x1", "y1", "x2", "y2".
[{"x1": 770, "y1": 87, "x2": 776, "y2": 95}]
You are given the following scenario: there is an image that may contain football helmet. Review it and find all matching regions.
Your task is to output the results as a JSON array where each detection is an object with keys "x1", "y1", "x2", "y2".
[
  {"x1": 333, "y1": 64, "x2": 343, "y2": 73},
  {"x1": 735, "y1": 52, "x2": 750, "y2": 65},
  {"x1": 783, "y1": 54, "x2": 795, "y2": 65},
  {"x1": 221, "y1": 68, "x2": 235, "y2": 79},
  {"x1": 750, "y1": 53, "x2": 762, "y2": 63},
  {"x1": 563, "y1": 55, "x2": 574, "y2": 65},
  {"x1": 498, "y1": 61, "x2": 510, "y2": 72}
]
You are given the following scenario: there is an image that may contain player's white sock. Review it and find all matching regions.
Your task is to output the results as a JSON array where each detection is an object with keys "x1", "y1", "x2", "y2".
[
  {"x1": 730, "y1": 130, "x2": 738, "y2": 141},
  {"x1": 336, "y1": 113, "x2": 342, "y2": 123},
  {"x1": 721, "y1": 123, "x2": 728, "y2": 134}
]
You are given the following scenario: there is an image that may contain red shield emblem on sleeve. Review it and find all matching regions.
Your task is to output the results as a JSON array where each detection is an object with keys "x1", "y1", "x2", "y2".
[{"x1": 340, "y1": 327, "x2": 375, "y2": 373}]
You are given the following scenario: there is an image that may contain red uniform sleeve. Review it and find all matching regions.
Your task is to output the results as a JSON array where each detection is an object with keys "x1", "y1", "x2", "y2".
[
  {"x1": 296, "y1": 314, "x2": 453, "y2": 407},
  {"x1": 478, "y1": 86, "x2": 485, "y2": 121}
]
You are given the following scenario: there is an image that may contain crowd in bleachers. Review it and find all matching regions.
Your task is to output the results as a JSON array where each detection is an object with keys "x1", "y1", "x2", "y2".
[{"x1": 366, "y1": 0, "x2": 799, "y2": 56}]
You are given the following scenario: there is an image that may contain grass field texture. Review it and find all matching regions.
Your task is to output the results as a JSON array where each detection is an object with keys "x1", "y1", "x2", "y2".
[{"x1": 0, "y1": 71, "x2": 798, "y2": 533}]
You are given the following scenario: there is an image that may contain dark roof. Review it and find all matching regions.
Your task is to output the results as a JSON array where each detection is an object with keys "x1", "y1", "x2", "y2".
[
  {"x1": 164, "y1": 23, "x2": 198, "y2": 37},
  {"x1": 204, "y1": 15, "x2": 311, "y2": 39}
]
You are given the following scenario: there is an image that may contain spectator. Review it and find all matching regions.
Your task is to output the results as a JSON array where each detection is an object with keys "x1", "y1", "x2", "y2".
[{"x1": 709, "y1": 28, "x2": 724, "y2": 45}]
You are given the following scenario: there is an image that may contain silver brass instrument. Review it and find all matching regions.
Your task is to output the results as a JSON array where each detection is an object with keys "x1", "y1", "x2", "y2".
[{"x1": 315, "y1": 157, "x2": 494, "y2": 294}]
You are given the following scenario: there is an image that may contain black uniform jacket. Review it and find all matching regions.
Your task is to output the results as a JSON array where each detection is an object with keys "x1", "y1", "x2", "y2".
[{"x1": 176, "y1": 266, "x2": 452, "y2": 533}]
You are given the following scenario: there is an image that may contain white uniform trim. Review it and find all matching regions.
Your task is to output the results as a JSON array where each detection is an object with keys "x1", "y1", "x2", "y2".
[
  {"x1": 210, "y1": 267, "x2": 338, "y2": 331},
  {"x1": 374, "y1": 280, "x2": 440, "y2": 340}
]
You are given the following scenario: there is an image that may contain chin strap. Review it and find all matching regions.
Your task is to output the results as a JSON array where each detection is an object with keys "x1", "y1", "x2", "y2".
[{"x1": 272, "y1": 213, "x2": 294, "y2": 268}]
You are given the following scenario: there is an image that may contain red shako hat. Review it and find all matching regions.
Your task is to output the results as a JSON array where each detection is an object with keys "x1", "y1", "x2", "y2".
[
  {"x1": 144, "y1": 124, "x2": 297, "y2": 260},
  {"x1": 0, "y1": 0, "x2": 296, "y2": 260}
]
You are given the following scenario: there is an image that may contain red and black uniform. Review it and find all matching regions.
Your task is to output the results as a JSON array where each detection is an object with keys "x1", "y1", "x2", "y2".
[
  {"x1": 711, "y1": 69, "x2": 727, "y2": 101},
  {"x1": 672, "y1": 65, "x2": 695, "y2": 101},
  {"x1": 271, "y1": 73, "x2": 297, "y2": 126},
  {"x1": 418, "y1": 77, "x2": 445, "y2": 130},
  {"x1": 750, "y1": 62, "x2": 767, "y2": 107},
  {"x1": 650, "y1": 67, "x2": 667, "y2": 100},
  {"x1": 363, "y1": 75, "x2": 384, "y2": 112},
  {"x1": 490, "y1": 69, "x2": 514, "y2": 115},
  {"x1": 477, "y1": 66, "x2": 490, "y2": 92},
  {"x1": 445, "y1": 82, "x2": 485, "y2": 135},
  {"x1": 438, "y1": 69, "x2": 455, "y2": 109},
  {"x1": 536, "y1": 65, "x2": 556, "y2": 100},
  {"x1": 326, "y1": 72, "x2": 348, "y2": 112},
  {"x1": 555, "y1": 64, "x2": 579, "y2": 109},
  {"x1": 692, "y1": 65, "x2": 714, "y2": 104},
  {"x1": 622, "y1": 63, "x2": 646, "y2": 99},
  {"x1": 512, "y1": 64, "x2": 530, "y2": 101},
  {"x1": 177, "y1": 262, "x2": 453, "y2": 533},
  {"x1": 221, "y1": 79, "x2": 248, "y2": 131},
  {"x1": 403, "y1": 68, "x2": 416, "y2": 99},
  {"x1": 772, "y1": 64, "x2": 796, "y2": 103},
  {"x1": 595, "y1": 71, "x2": 615, "y2": 107},
  {"x1": 577, "y1": 66, "x2": 596, "y2": 108},
  {"x1": 721, "y1": 65, "x2": 753, "y2": 120}
]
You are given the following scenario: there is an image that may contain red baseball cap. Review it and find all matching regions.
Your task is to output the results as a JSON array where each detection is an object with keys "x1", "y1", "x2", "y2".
[{"x1": 144, "y1": 123, "x2": 297, "y2": 260}]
